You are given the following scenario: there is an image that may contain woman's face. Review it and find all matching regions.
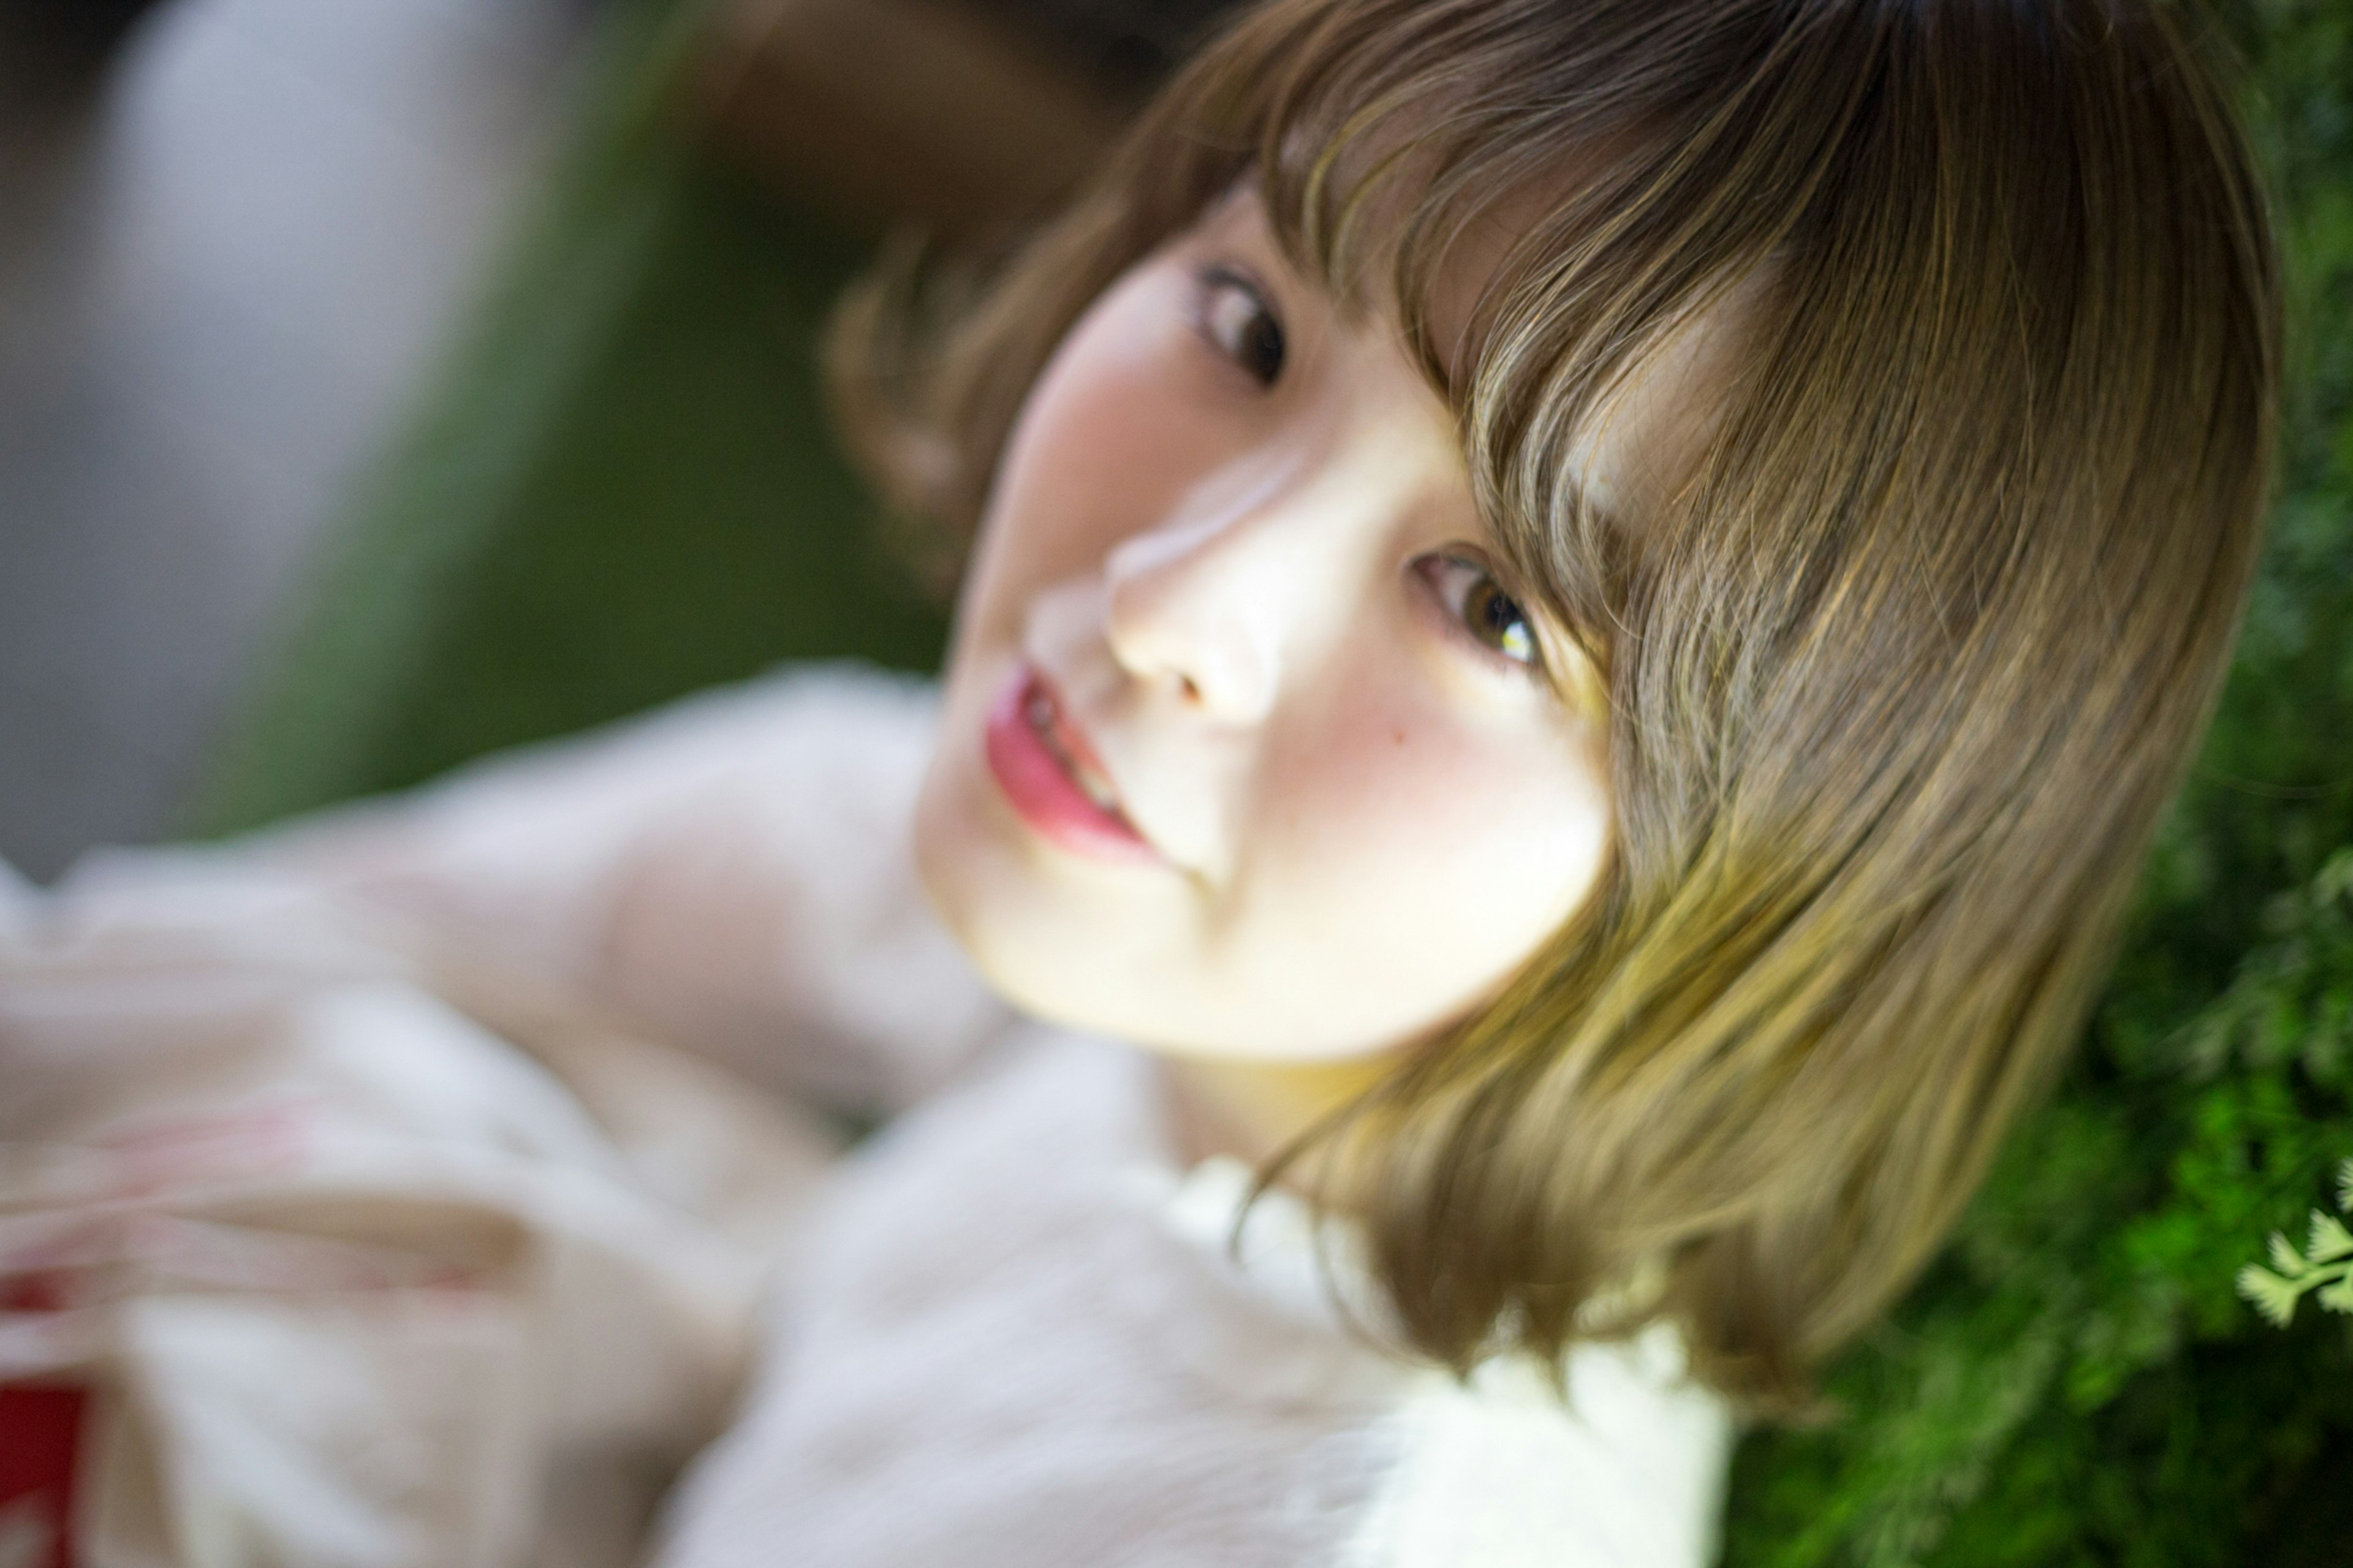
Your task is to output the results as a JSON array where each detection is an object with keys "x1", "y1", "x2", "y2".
[{"x1": 918, "y1": 190, "x2": 1690, "y2": 1065}]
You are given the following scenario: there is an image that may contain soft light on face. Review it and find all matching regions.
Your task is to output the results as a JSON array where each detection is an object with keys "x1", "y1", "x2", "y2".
[{"x1": 917, "y1": 191, "x2": 1683, "y2": 1068}]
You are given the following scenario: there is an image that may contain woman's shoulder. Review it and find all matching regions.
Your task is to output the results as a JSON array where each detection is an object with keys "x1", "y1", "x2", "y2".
[{"x1": 965, "y1": 1040, "x2": 1738, "y2": 1566}]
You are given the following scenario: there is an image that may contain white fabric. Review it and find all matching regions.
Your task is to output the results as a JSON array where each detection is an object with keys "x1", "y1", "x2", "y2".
[
  {"x1": 104, "y1": 663, "x2": 1014, "y2": 1119},
  {"x1": 1, "y1": 662, "x2": 1733, "y2": 1567},
  {"x1": 655, "y1": 1032, "x2": 1732, "y2": 1568},
  {"x1": 1, "y1": 879, "x2": 841, "y2": 1568}
]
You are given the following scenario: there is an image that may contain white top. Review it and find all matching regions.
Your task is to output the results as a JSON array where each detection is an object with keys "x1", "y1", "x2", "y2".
[
  {"x1": 1, "y1": 664, "x2": 1731, "y2": 1567},
  {"x1": 660, "y1": 1028, "x2": 1731, "y2": 1568}
]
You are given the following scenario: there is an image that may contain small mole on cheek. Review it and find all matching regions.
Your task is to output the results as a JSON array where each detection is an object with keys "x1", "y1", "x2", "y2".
[{"x1": 1392, "y1": 729, "x2": 1407, "y2": 747}]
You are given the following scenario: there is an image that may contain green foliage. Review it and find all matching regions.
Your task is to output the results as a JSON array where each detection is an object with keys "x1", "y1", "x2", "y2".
[
  {"x1": 1722, "y1": 1, "x2": 2353, "y2": 1562},
  {"x1": 192, "y1": 0, "x2": 947, "y2": 832},
  {"x1": 2234, "y1": 1156, "x2": 2353, "y2": 1325}
]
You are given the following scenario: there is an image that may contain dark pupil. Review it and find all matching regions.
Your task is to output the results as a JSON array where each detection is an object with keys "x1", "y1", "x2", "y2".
[
  {"x1": 1470, "y1": 578, "x2": 1523, "y2": 647},
  {"x1": 1240, "y1": 311, "x2": 1285, "y2": 384}
]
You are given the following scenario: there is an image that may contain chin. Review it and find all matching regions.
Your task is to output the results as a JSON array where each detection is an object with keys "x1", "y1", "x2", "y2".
[
  {"x1": 914, "y1": 724, "x2": 1158, "y2": 1032},
  {"x1": 912, "y1": 736, "x2": 1461, "y2": 1065},
  {"x1": 914, "y1": 756, "x2": 1108, "y2": 1030}
]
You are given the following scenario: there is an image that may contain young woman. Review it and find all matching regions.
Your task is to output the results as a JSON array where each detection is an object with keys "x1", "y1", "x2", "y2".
[{"x1": 0, "y1": 0, "x2": 2276, "y2": 1562}]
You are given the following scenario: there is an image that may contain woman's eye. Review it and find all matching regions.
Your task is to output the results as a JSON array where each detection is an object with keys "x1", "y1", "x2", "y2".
[
  {"x1": 1420, "y1": 554, "x2": 1541, "y2": 670},
  {"x1": 1195, "y1": 266, "x2": 1286, "y2": 387}
]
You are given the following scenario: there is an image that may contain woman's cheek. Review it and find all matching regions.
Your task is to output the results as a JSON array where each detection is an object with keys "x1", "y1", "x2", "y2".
[
  {"x1": 1256, "y1": 670, "x2": 1606, "y2": 980},
  {"x1": 1255, "y1": 674, "x2": 1482, "y2": 899},
  {"x1": 988, "y1": 324, "x2": 1232, "y2": 595}
]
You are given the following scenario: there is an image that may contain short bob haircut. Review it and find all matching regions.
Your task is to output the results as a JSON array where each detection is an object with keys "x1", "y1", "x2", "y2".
[{"x1": 830, "y1": 0, "x2": 2281, "y2": 1412}]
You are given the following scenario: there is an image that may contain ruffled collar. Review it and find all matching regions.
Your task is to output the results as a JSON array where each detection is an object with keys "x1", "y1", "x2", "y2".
[
  {"x1": 1015, "y1": 1033, "x2": 1420, "y2": 1410},
  {"x1": 1067, "y1": 1032, "x2": 1689, "y2": 1404}
]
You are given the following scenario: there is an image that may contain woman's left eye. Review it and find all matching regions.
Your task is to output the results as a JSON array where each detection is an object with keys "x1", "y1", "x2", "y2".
[
  {"x1": 1418, "y1": 554, "x2": 1541, "y2": 670},
  {"x1": 1192, "y1": 265, "x2": 1286, "y2": 387}
]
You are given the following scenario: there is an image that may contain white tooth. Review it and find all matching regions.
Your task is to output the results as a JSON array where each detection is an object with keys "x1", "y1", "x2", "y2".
[
  {"x1": 1023, "y1": 685, "x2": 1123, "y2": 817},
  {"x1": 1074, "y1": 763, "x2": 1120, "y2": 814}
]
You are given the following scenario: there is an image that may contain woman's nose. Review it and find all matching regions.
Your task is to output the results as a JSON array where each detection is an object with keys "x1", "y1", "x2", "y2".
[
  {"x1": 1101, "y1": 431, "x2": 1374, "y2": 725},
  {"x1": 1099, "y1": 411, "x2": 1453, "y2": 721},
  {"x1": 1101, "y1": 508, "x2": 1284, "y2": 722}
]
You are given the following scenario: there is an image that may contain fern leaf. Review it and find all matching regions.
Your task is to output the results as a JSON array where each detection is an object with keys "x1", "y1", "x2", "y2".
[
  {"x1": 2338, "y1": 1157, "x2": 2353, "y2": 1213},
  {"x1": 2316, "y1": 1274, "x2": 2353, "y2": 1316},
  {"x1": 2240, "y1": 1264, "x2": 2303, "y2": 1327},
  {"x1": 2308, "y1": 1209, "x2": 2353, "y2": 1260},
  {"x1": 2269, "y1": 1230, "x2": 2313, "y2": 1279}
]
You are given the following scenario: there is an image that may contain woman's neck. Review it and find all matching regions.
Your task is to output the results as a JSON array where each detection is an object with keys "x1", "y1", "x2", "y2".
[{"x1": 1154, "y1": 1050, "x2": 1398, "y2": 1206}]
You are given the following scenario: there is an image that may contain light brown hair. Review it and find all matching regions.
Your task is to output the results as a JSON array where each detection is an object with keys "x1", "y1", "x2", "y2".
[{"x1": 829, "y1": 0, "x2": 2281, "y2": 1412}]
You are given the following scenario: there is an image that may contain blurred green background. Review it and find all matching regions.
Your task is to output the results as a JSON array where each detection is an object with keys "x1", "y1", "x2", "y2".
[
  {"x1": 187, "y1": 0, "x2": 952, "y2": 833},
  {"x1": 188, "y1": 0, "x2": 2353, "y2": 1562}
]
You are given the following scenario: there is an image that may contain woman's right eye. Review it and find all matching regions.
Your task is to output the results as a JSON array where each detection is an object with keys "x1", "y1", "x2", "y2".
[
  {"x1": 1415, "y1": 553, "x2": 1544, "y2": 674},
  {"x1": 1194, "y1": 265, "x2": 1286, "y2": 387}
]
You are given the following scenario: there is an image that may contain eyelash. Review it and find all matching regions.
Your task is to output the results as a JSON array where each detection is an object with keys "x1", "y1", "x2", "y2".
[
  {"x1": 1415, "y1": 553, "x2": 1545, "y2": 676},
  {"x1": 1189, "y1": 263, "x2": 1287, "y2": 387}
]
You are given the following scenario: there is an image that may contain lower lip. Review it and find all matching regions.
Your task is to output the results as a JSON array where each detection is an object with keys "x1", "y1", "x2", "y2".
[{"x1": 983, "y1": 668, "x2": 1161, "y2": 866}]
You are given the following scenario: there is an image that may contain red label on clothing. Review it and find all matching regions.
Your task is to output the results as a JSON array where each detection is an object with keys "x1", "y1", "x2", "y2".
[
  {"x1": 0, "y1": 1384, "x2": 86, "y2": 1568},
  {"x1": 0, "y1": 1277, "x2": 69, "y2": 1316}
]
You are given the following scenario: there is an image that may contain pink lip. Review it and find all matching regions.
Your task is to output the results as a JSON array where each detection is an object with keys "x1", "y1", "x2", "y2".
[{"x1": 985, "y1": 666, "x2": 1161, "y2": 866}]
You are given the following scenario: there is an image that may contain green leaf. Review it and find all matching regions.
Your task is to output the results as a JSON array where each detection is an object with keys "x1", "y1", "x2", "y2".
[
  {"x1": 2338, "y1": 1156, "x2": 2353, "y2": 1213},
  {"x1": 2315, "y1": 1273, "x2": 2353, "y2": 1315},
  {"x1": 2317, "y1": 847, "x2": 2353, "y2": 906},
  {"x1": 2238, "y1": 1263, "x2": 2303, "y2": 1327},
  {"x1": 2308, "y1": 1207, "x2": 2353, "y2": 1260},
  {"x1": 2269, "y1": 1229, "x2": 2314, "y2": 1279}
]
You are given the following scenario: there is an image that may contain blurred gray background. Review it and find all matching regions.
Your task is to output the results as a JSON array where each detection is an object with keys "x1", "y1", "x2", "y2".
[{"x1": 0, "y1": 0, "x2": 598, "y2": 881}]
